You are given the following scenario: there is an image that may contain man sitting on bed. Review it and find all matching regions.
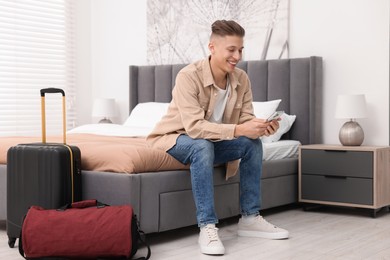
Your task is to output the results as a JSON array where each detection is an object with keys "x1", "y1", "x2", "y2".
[{"x1": 147, "y1": 19, "x2": 289, "y2": 255}]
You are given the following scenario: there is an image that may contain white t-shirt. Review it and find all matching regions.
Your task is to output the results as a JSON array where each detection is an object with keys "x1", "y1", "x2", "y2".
[{"x1": 209, "y1": 80, "x2": 231, "y2": 124}]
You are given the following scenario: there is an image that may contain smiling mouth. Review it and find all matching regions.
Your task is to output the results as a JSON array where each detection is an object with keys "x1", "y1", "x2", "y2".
[{"x1": 228, "y1": 60, "x2": 237, "y2": 66}]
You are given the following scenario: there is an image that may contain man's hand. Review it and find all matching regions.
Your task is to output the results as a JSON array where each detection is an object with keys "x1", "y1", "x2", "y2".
[{"x1": 234, "y1": 118, "x2": 280, "y2": 139}]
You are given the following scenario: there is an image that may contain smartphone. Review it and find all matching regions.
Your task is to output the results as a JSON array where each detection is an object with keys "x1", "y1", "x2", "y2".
[{"x1": 266, "y1": 110, "x2": 284, "y2": 122}]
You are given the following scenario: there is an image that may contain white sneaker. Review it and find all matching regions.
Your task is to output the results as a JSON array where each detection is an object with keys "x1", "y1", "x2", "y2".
[
  {"x1": 237, "y1": 215, "x2": 289, "y2": 239},
  {"x1": 198, "y1": 224, "x2": 225, "y2": 255}
]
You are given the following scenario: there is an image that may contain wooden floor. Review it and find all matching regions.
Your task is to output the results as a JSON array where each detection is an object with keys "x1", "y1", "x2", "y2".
[{"x1": 2, "y1": 205, "x2": 390, "y2": 259}]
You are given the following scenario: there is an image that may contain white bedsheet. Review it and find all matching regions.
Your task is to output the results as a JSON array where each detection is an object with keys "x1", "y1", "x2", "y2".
[
  {"x1": 262, "y1": 140, "x2": 300, "y2": 161},
  {"x1": 68, "y1": 124, "x2": 300, "y2": 161},
  {"x1": 67, "y1": 124, "x2": 153, "y2": 137}
]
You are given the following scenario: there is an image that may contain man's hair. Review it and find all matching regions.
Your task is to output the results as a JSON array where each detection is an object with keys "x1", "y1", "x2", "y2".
[{"x1": 211, "y1": 20, "x2": 245, "y2": 38}]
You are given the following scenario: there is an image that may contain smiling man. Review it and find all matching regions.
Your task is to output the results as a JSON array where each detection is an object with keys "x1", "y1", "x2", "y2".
[{"x1": 147, "y1": 20, "x2": 289, "y2": 256}]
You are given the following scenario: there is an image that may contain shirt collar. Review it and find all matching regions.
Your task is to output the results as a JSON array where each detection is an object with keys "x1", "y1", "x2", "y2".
[{"x1": 202, "y1": 56, "x2": 240, "y2": 89}]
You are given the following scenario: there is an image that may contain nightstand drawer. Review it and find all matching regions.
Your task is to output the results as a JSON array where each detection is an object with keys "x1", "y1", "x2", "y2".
[
  {"x1": 301, "y1": 174, "x2": 373, "y2": 205},
  {"x1": 301, "y1": 149, "x2": 373, "y2": 178}
]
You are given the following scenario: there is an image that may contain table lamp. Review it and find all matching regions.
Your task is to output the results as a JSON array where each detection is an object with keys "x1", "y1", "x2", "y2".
[
  {"x1": 335, "y1": 94, "x2": 367, "y2": 146},
  {"x1": 92, "y1": 98, "x2": 116, "y2": 123}
]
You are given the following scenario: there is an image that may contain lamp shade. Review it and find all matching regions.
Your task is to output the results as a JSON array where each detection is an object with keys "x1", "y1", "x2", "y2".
[
  {"x1": 335, "y1": 94, "x2": 367, "y2": 119},
  {"x1": 92, "y1": 98, "x2": 116, "y2": 118}
]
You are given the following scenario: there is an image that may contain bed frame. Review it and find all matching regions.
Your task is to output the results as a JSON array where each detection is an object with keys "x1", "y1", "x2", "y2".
[{"x1": 0, "y1": 56, "x2": 322, "y2": 234}]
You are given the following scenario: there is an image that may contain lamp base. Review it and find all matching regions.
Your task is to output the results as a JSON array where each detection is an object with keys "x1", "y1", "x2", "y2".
[
  {"x1": 98, "y1": 118, "x2": 112, "y2": 124},
  {"x1": 339, "y1": 120, "x2": 364, "y2": 146}
]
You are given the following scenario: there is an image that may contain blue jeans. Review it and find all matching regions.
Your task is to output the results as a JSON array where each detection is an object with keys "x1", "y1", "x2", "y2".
[{"x1": 167, "y1": 135, "x2": 263, "y2": 227}]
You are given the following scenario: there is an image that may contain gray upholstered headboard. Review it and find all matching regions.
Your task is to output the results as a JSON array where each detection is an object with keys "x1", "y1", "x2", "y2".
[{"x1": 129, "y1": 56, "x2": 323, "y2": 144}]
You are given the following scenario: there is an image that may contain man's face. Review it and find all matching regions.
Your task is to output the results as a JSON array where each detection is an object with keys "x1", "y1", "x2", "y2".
[{"x1": 209, "y1": 35, "x2": 244, "y2": 74}]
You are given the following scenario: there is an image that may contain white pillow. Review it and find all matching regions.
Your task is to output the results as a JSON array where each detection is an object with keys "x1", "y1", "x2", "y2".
[
  {"x1": 261, "y1": 113, "x2": 296, "y2": 143},
  {"x1": 252, "y1": 99, "x2": 282, "y2": 119},
  {"x1": 123, "y1": 102, "x2": 169, "y2": 128}
]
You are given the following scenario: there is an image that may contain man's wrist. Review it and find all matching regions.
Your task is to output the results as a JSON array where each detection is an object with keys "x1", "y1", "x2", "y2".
[{"x1": 234, "y1": 124, "x2": 241, "y2": 137}]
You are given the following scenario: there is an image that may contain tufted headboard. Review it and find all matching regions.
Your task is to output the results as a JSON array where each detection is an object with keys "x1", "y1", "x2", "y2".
[{"x1": 129, "y1": 56, "x2": 323, "y2": 145}]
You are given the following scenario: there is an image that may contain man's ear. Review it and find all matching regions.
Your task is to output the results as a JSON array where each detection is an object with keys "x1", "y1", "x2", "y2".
[{"x1": 208, "y1": 42, "x2": 215, "y2": 54}]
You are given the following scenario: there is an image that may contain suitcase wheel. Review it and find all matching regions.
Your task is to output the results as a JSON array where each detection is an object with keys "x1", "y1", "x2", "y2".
[{"x1": 8, "y1": 237, "x2": 16, "y2": 248}]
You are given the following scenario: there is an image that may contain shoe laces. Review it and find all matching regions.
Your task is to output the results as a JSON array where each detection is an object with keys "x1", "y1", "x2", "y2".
[
  {"x1": 204, "y1": 225, "x2": 220, "y2": 242},
  {"x1": 256, "y1": 215, "x2": 278, "y2": 229}
]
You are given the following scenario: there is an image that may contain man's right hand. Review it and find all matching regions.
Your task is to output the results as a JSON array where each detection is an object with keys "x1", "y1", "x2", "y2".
[{"x1": 234, "y1": 118, "x2": 280, "y2": 139}]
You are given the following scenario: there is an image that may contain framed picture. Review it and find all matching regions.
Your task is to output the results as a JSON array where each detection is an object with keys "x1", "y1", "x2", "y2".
[{"x1": 147, "y1": 0, "x2": 289, "y2": 64}]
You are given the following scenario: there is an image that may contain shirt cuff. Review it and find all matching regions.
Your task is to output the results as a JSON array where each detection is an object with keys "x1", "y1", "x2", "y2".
[{"x1": 221, "y1": 124, "x2": 236, "y2": 140}]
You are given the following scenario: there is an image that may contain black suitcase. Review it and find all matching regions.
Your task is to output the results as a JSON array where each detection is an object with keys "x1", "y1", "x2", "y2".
[{"x1": 6, "y1": 88, "x2": 82, "y2": 248}]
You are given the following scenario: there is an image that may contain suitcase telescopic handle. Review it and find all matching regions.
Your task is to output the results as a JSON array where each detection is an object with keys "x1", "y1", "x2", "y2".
[
  {"x1": 40, "y1": 88, "x2": 67, "y2": 144},
  {"x1": 40, "y1": 88, "x2": 65, "y2": 97}
]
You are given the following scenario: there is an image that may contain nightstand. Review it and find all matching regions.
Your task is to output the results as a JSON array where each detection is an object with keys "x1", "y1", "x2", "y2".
[{"x1": 299, "y1": 144, "x2": 390, "y2": 217}]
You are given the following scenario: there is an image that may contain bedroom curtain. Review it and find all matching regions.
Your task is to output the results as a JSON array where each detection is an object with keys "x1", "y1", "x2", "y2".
[{"x1": 0, "y1": 0, "x2": 76, "y2": 137}]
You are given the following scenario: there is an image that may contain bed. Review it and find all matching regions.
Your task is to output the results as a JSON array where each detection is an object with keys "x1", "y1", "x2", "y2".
[{"x1": 0, "y1": 56, "x2": 322, "y2": 234}]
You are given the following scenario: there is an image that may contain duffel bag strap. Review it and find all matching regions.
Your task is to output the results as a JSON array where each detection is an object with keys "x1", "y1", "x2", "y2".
[
  {"x1": 131, "y1": 214, "x2": 151, "y2": 260},
  {"x1": 71, "y1": 199, "x2": 107, "y2": 209},
  {"x1": 57, "y1": 199, "x2": 107, "y2": 211},
  {"x1": 18, "y1": 216, "x2": 27, "y2": 259},
  {"x1": 134, "y1": 230, "x2": 151, "y2": 260}
]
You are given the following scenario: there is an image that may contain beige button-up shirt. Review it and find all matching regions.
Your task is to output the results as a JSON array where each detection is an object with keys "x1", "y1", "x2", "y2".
[{"x1": 147, "y1": 57, "x2": 256, "y2": 179}]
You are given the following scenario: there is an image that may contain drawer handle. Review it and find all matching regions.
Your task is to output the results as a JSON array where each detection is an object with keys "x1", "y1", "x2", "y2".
[
  {"x1": 324, "y1": 150, "x2": 347, "y2": 153},
  {"x1": 324, "y1": 175, "x2": 347, "y2": 179}
]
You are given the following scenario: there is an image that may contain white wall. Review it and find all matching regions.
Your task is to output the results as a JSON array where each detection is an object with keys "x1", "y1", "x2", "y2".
[
  {"x1": 75, "y1": 0, "x2": 147, "y2": 124},
  {"x1": 290, "y1": 0, "x2": 389, "y2": 145},
  {"x1": 75, "y1": 0, "x2": 389, "y2": 145},
  {"x1": 74, "y1": 0, "x2": 92, "y2": 126}
]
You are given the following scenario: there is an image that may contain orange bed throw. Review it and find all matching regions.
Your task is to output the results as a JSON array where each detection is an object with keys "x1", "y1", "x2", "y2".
[{"x1": 0, "y1": 134, "x2": 188, "y2": 173}]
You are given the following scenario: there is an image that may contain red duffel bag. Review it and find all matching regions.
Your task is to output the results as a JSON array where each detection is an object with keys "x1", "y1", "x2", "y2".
[{"x1": 18, "y1": 200, "x2": 151, "y2": 259}]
